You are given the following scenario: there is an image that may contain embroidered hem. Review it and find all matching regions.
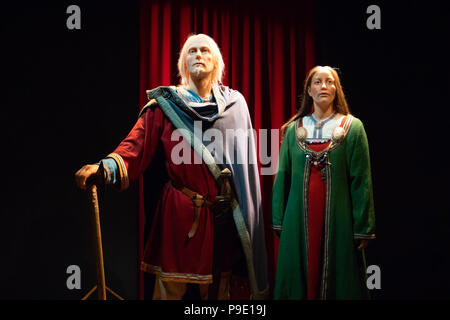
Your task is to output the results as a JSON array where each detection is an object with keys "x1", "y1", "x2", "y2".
[{"x1": 140, "y1": 262, "x2": 213, "y2": 284}]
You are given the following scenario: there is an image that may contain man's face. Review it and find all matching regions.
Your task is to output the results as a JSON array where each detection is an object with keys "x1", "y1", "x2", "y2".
[{"x1": 185, "y1": 38, "x2": 215, "y2": 80}]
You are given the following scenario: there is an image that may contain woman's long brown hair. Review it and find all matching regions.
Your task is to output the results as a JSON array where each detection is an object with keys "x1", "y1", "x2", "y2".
[{"x1": 281, "y1": 66, "x2": 350, "y2": 138}]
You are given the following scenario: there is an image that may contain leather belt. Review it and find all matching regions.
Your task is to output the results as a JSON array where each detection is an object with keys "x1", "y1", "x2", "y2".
[{"x1": 168, "y1": 181, "x2": 213, "y2": 238}]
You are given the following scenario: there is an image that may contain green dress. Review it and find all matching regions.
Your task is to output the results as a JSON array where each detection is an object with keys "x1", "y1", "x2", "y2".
[{"x1": 272, "y1": 115, "x2": 375, "y2": 299}]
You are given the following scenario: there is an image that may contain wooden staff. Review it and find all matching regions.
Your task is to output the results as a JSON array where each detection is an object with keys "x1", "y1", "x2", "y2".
[
  {"x1": 81, "y1": 163, "x2": 123, "y2": 300},
  {"x1": 87, "y1": 183, "x2": 106, "y2": 300}
]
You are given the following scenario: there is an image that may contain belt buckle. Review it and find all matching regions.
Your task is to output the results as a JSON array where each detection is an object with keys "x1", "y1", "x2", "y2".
[{"x1": 214, "y1": 195, "x2": 231, "y2": 220}]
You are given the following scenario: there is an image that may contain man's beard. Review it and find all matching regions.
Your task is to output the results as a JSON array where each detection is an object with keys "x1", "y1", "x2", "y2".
[
  {"x1": 193, "y1": 68, "x2": 202, "y2": 78},
  {"x1": 190, "y1": 67, "x2": 211, "y2": 82}
]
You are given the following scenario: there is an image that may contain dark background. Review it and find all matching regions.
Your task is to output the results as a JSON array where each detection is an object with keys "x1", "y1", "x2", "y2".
[
  {"x1": 1, "y1": 1, "x2": 140, "y2": 299},
  {"x1": 1, "y1": 0, "x2": 449, "y2": 300}
]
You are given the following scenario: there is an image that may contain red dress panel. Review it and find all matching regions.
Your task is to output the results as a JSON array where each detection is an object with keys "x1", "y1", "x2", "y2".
[
  {"x1": 306, "y1": 142, "x2": 330, "y2": 300},
  {"x1": 112, "y1": 105, "x2": 218, "y2": 284}
]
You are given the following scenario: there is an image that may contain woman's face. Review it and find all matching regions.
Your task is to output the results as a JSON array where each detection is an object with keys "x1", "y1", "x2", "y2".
[{"x1": 307, "y1": 68, "x2": 337, "y2": 108}]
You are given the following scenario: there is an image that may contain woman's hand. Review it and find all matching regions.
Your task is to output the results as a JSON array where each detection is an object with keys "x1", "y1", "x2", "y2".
[{"x1": 357, "y1": 239, "x2": 369, "y2": 251}]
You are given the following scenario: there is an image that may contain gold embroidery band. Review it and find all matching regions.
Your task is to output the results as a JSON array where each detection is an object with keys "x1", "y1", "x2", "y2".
[
  {"x1": 140, "y1": 262, "x2": 213, "y2": 284},
  {"x1": 107, "y1": 153, "x2": 129, "y2": 191}
]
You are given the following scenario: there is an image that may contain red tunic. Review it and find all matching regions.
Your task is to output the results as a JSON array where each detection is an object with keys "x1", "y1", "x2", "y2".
[
  {"x1": 306, "y1": 142, "x2": 330, "y2": 300},
  {"x1": 112, "y1": 105, "x2": 219, "y2": 284}
]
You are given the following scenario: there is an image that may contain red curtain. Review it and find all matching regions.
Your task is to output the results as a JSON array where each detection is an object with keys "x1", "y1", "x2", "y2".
[{"x1": 138, "y1": 0, "x2": 315, "y2": 299}]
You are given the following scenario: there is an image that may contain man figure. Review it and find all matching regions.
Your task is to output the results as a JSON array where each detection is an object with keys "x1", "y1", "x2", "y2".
[{"x1": 75, "y1": 34, "x2": 269, "y2": 300}]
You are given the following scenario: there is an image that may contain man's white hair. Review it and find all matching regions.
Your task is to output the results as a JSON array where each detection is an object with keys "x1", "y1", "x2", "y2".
[{"x1": 177, "y1": 33, "x2": 225, "y2": 86}]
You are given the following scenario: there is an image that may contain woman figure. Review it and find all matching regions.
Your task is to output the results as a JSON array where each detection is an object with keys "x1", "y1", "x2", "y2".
[{"x1": 272, "y1": 66, "x2": 375, "y2": 299}]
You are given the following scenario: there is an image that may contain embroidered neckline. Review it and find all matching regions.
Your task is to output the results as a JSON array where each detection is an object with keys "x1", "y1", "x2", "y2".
[
  {"x1": 307, "y1": 112, "x2": 338, "y2": 139},
  {"x1": 295, "y1": 115, "x2": 353, "y2": 158},
  {"x1": 177, "y1": 87, "x2": 215, "y2": 104},
  {"x1": 310, "y1": 112, "x2": 337, "y2": 129}
]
